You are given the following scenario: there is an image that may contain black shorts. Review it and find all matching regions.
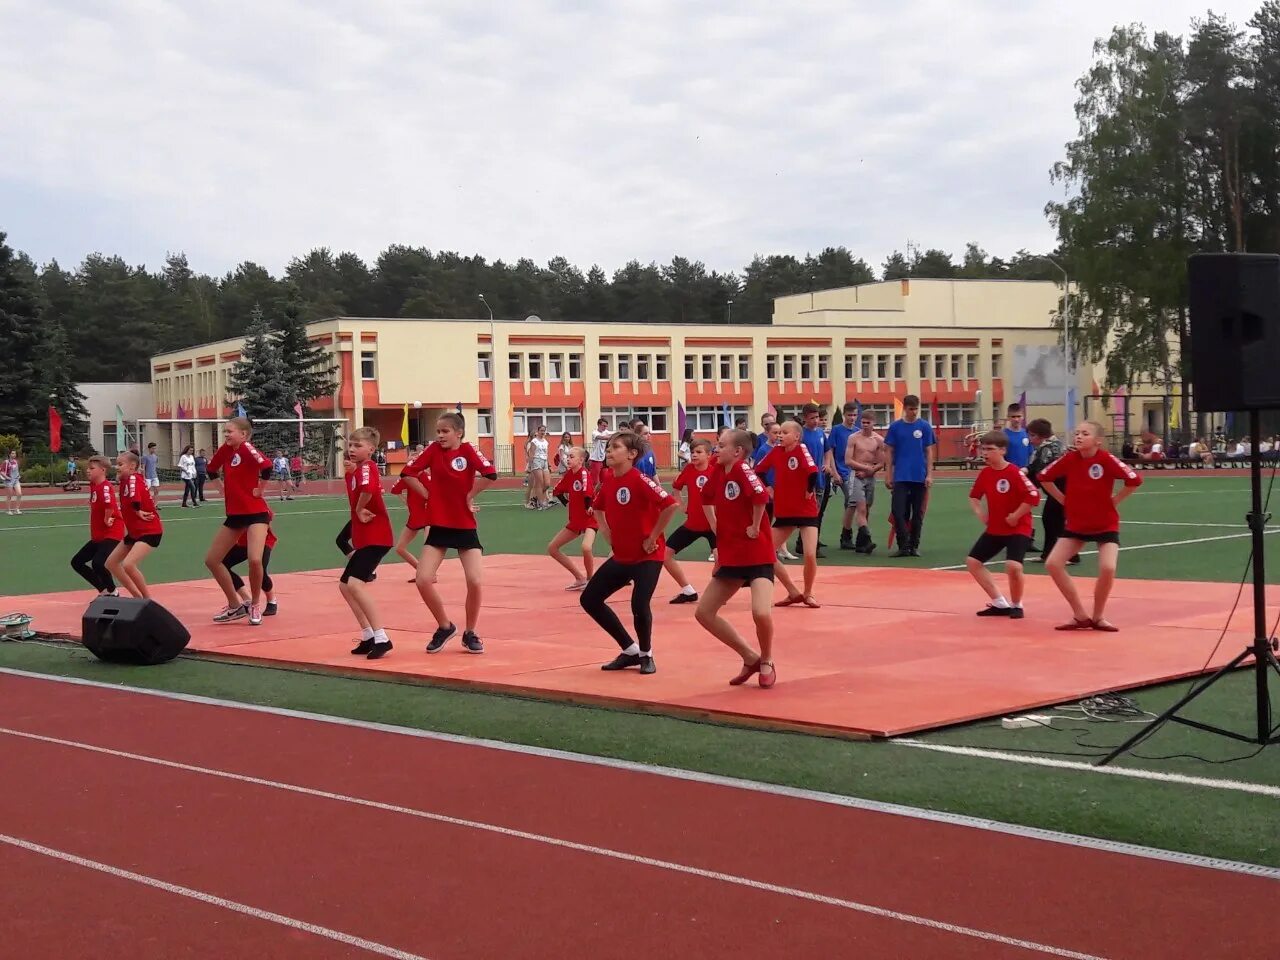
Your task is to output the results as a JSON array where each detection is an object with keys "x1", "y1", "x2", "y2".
[
  {"x1": 773, "y1": 515, "x2": 819, "y2": 529},
  {"x1": 123, "y1": 534, "x2": 163, "y2": 549},
  {"x1": 666, "y1": 525, "x2": 716, "y2": 554},
  {"x1": 341, "y1": 545, "x2": 390, "y2": 583},
  {"x1": 713, "y1": 563, "x2": 775, "y2": 586},
  {"x1": 224, "y1": 512, "x2": 272, "y2": 530},
  {"x1": 1063, "y1": 529, "x2": 1121, "y2": 546},
  {"x1": 425, "y1": 525, "x2": 483, "y2": 553},
  {"x1": 968, "y1": 533, "x2": 1032, "y2": 564}
]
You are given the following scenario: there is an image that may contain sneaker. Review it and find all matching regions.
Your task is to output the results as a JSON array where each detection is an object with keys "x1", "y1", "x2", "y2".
[
  {"x1": 639, "y1": 655, "x2": 656, "y2": 675},
  {"x1": 814, "y1": 548, "x2": 827, "y2": 559},
  {"x1": 839, "y1": 539, "x2": 856, "y2": 551},
  {"x1": 427, "y1": 623, "x2": 457, "y2": 653},
  {"x1": 461, "y1": 631, "x2": 484, "y2": 654},
  {"x1": 601, "y1": 653, "x2": 642, "y2": 671},
  {"x1": 977, "y1": 605, "x2": 1013, "y2": 617},
  {"x1": 264, "y1": 601, "x2": 278, "y2": 617},
  {"x1": 351, "y1": 638, "x2": 375, "y2": 655},
  {"x1": 1026, "y1": 556, "x2": 1046, "y2": 564},
  {"x1": 891, "y1": 549, "x2": 913, "y2": 559},
  {"x1": 669, "y1": 592, "x2": 698, "y2": 604},
  {"x1": 213, "y1": 604, "x2": 246, "y2": 623},
  {"x1": 100, "y1": 588, "x2": 119, "y2": 598},
  {"x1": 708, "y1": 550, "x2": 716, "y2": 564},
  {"x1": 1009, "y1": 607, "x2": 1025, "y2": 620},
  {"x1": 366, "y1": 640, "x2": 393, "y2": 660},
  {"x1": 248, "y1": 604, "x2": 263, "y2": 625}
]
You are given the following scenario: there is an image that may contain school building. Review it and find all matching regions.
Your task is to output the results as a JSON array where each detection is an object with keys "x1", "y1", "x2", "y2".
[{"x1": 148, "y1": 278, "x2": 1111, "y2": 473}]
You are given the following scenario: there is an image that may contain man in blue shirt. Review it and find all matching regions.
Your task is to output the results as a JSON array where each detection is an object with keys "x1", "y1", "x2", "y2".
[
  {"x1": 800, "y1": 403, "x2": 830, "y2": 558},
  {"x1": 884, "y1": 394, "x2": 936, "y2": 557},
  {"x1": 1003, "y1": 403, "x2": 1031, "y2": 469},
  {"x1": 826, "y1": 402, "x2": 859, "y2": 550},
  {"x1": 753, "y1": 411, "x2": 776, "y2": 463}
]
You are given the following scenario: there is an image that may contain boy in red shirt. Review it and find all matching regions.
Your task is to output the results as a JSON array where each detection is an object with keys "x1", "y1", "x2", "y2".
[
  {"x1": 342, "y1": 427, "x2": 396, "y2": 659},
  {"x1": 965, "y1": 432, "x2": 1040, "y2": 618},
  {"x1": 203, "y1": 417, "x2": 273, "y2": 625},
  {"x1": 582, "y1": 431, "x2": 679, "y2": 674},
  {"x1": 547, "y1": 446, "x2": 598, "y2": 590},
  {"x1": 219, "y1": 512, "x2": 279, "y2": 620},
  {"x1": 662, "y1": 438, "x2": 717, "y2": 604},
  {"x1": 107, "y1": 451, "x2": 164, "y2": 600},
  {"x1": 70, "y1": 455, "x2": 122, "y2": 595},
  {"x1": 402, "y1": 412, "x2": 498, "y2": 654},
  {"x1": 1039, "y1": 421, "x2": 1143, "y2": 631},
  {"x1": 695, "y1": 429, "x2": 778, "y2": 688},
  {"x1": 756, "y1": 420, "x2": 821, "y2": 607}
]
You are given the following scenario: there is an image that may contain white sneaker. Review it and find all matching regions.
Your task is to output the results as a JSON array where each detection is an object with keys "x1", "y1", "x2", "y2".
[
  {"x1": 708, "y1": 550, "x2": 717, "y2": 564},
  {"x1": 213, "y1": 604, "x2": 248, "y2": 623},
  {"x1": 777, "y1": 548, "x2": 798, "y2": 561},
  {"x1": 248, "y1": 604, "x2": 263, "y2": 625}
]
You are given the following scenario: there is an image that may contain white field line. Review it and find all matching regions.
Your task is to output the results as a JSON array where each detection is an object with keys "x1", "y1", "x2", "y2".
[{"x1": 930, "y1": 529, "x2": 1276, "y2": 571}]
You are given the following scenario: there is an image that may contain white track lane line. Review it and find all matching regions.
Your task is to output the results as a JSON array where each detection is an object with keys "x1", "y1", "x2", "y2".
[
  {"x1": 0, "y1": 725, "x2": 1107, "y2": 960},
  {"x1": 930, "y1": 529, "x2": 1277, "y2": 571},
  {"x1": 0, "y1": 833, "x2": 430, "y2": 960}
]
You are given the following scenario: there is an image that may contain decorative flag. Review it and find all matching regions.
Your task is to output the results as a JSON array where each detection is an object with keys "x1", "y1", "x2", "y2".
[
  {"x1": 930, "y1": 397, "x2": 940, "y2": 426},
  {"x1": 400, "y1": 403, "x2": 410, "y2": 445},
  {"x1": 115, "y1": 405, "x2": 126, "y2": 452},
  {"x1": 721, "y1": 401, "x2": 732, "y2": 429},
  {"x1": 236, "y1": 402, "x2": 246, "y2": 418},
  {"x1": 294, "y1": 401, "x2": 305, "y2": 449},
  {"x1": 1169, "y1": 397, "x2": 1180, "y2": 431},
  {"x1": 854, "y1": 399, "x2": 864, "y2": 424},
  {"x1": 1018, "y1": 391, "x2": 1027, "y2": 410},
  {"x1": 456, "y1": 401, "x2": 463, "y2": 415},
  {"x1": 766, "y1": 402, "x2": 777, "y2": 419},
  {"x1": 893, "y1": 396, "x2": 904, "y2": 420},
  {"x1": 48, "y1": 406, "x2": 63, "y2": 453},
  {"x1": 176, "y1": 401, "x2": 186, "y2": 420},
  {"x1": 1066, "y1": 386, "x2": 1078, "y2": 433},
  {"x1": 677, "y1": 401, "x2": 687, "y2": 438}
]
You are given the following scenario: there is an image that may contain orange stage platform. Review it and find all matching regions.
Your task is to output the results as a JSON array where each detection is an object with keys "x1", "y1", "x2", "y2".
[{"x1": 11, "y1": 555, "x2": 1267, "y2": 738}]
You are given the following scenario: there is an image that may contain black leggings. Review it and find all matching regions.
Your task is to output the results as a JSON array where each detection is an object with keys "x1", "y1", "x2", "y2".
[
  {"x1": 579, "y1": 558, "x2": 662, "y2": 653},
  {"x1": 891, "y1": 481, "x2": 927, "y2": 550},
  {"x1": 182, "y1": 477, "x2": 198, "y2": 506},
  {"x1": 336, "y1": 521, "x2": 353, "y2": 556},
  {"x1": 223, "y1": 545, "x2": 274, "y2": 593},
  {"x1": 195, "y1": 474, "x2": 206, "y2": 501},
  {"x1": 70, "y1": 540, "x2": 117, "y2": 592}
]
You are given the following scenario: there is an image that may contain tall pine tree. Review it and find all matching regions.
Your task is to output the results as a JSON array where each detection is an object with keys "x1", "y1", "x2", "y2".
[
  {"x1": 225, "y1": 307, "x2": 292, "y2": 419},
  {"x1": 0, "y1": 233, "x2": 45, "y2": 444},
  {"x1": 274, "y1": 297, "x2": 336, "y2": 408}
]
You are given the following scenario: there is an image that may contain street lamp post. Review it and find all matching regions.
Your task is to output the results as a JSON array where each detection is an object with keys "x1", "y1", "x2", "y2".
[
  {"x1": 726, "y1": 299, "x2": 734, "y2": 324},
  {"x1": 1038, "y1": 257, "x2": 1074, "y2": 433},
  {"x1": 478, "y1": 294, "x2": 495, "y2": 374}
]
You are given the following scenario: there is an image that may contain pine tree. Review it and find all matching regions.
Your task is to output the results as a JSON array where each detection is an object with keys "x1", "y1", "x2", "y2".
[
  {"x1": 274, "y1": 297, "x2": 336, "y2": 407},
  {"x1": 41, "y1": 315, "x2": 91, "y2": 451},
  {"x1": 226, "y1": 307, "x2": 292, "y2": 420},
  {"x1": 0, "y1": 233, "x2": 45, "y2": 443}
]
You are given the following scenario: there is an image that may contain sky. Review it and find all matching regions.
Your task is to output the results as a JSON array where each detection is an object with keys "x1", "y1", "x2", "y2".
[{"x1": 0, "y1": 0, "x2": 1267, "y2": 278}]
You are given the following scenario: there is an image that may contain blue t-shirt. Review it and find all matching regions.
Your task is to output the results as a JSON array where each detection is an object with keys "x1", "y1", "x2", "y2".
[
  {"x1": 142, "y1": 453, "x2": 159, "y2": 480},
  {"x1": 1003, "y1": 427, "x2": 1031, "y2": 468},
  {"x1": 802, "y1": 426, "x2": 828, "y2": 490},
  {"x1": 637, "y1": 450, "x2": 657, "y2": 478},
  {"x1": 884, "y1": 418, "x2": 936, "y2": 483},
  {"x1": 828, "y1": 423, "x2": 856, "y2": 481},
  {"x1": 753, "y1": 432, "x2": 772, "y2": 462},
  {"x1": 753, "y1": 443, "x2": 775, "y2": 487}
]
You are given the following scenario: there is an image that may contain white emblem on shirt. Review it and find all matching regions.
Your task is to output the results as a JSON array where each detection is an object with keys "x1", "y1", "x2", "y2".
[
  {"x1": 1088, "y1": 463, "x2": 1104, "y2": 480},
  {"x1": 996, "y1": 478, "x2": 1010, "y2": 494},
  {"x1": 724, "y1": 480, "x2": 741, "y2": 500},
  {"x1": 912, "y1": 429, "x2": 923, "y2": 440},
  {"x1": 696, "y1": 475, "x2": 708, "y2": 489},
  {"x1": 616, "y1": 487, "x2": 631, "y2": 505},
  {"x1": 230, "y1": 453, "x2": 241, "y2": 467},
  {"x1": 787, "y1": 456, "x2": 798, "y2": 470},
  {"x1": 451, "y1": 456, "x2": 468, "y2": 471}
]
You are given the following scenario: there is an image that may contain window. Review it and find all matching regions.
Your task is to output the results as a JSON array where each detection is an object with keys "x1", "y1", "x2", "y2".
[
  {"x1": 685, "y1": 406, "x2": 751, "y2": 431},
  {"x1": 992, "y1": 354, "x2": 1003, "y2": 378},
  {"x1": 919, "y1": 354, "x2": 929, "y2": 379},
  {"x1": 637, "y1": 355, "x2": 650, "y2": 379},
  {"x1": 950, "y1": 354, "x2": 961, "y2": 379},
  {"x1": 966, "y1": 354, "x2": 977, "y2": 379},
  {"x1": 509, "y1": 353, "x2": 523, "y2": 379},
  {"x1": 861, "y1": 355, "x2": 872, "y2": 380},
  {"x1": 599, "y1": 354, "x2": 612, "y2": 380},
  {"x1": 876, "y1": 355, "x2": 888, "y2": 380},
  {"x1": 894, "y1": 354, "x2": 905, "y2": 380},
  {"x1": 568, "y1": 354, "x2": 582, "y2": 380},
  {"x1": 601, "y1": 406, "x2": 669, "y2": 432},
  {"x1": 360, "y1": 351, "x2": 377, "y2": 380},
  {"x1": 549, "y1": 355, "x2": 563, "y2": 381},
  {"x1": 738, "y1": 355, "x2": 750, "y2": 380},
  {"x1": 701, "y1": 355, "x2": 714, "y2": 381},
  {"x1": 720, "y1": 355, "x2": 732, "y2": 381},
  {"x1": 475, "y1": 408, "x2": 493, "y2": 436},
  {"x1": 656, "y1": 355, "x2": 669, "y2": 380},
  {"x1": 617, "y1": 354, "x2": 631, "y2": 379},
  {"x1": 937, "y1": 403, "x2": 977, "y2": 427},
  {"x1": 783, "y1": 356, "x2": 795, "y2": 380},
  {"x1": 684, "y1": 356, "x2": 695, "y2": 380},
  {"x1": 767, "y1": 355, "x2": 778, "y2": 379},
  {"x1": 514, "y1": 407, "x2": 584, "y2": 436},
  {"x1": 818, "y1": 355, "x2": 829, "y2": 380},
  {"x1": 934, "y1": 355, "x2": 945, "y2": 379},
  {"x1": 477, "y1": 352, "x2": 492, "y2": 380},
  {"x1": 800, "y1": 356, "x2": 812, "y2": 380},
  {"x1": 528, "y1": 353, "x2": 543, "y2": 379}
]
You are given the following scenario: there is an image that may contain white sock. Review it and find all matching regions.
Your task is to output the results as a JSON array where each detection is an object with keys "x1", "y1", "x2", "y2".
[
  {"x1": 373, "y1": 629, "x2": 389, "y2": 643},
  {"x1": 622, "y1": 643, "x2": 640, "y2": 656},
  {"x1": 992, "y1": 596, "x2": 1011, "y2": 608},
  {"x1": 361, "y1": 627, "x2": 375, "y2": 641},
  {"x1": 680, "y1": 584, "x2": 696, "y2": 596},
  {"x1": 1012, "y1": 601, "x2": 1022, "y2": 609}
]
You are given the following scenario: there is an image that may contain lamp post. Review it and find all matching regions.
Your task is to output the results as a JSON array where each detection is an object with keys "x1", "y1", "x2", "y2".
[
  {"x1": 726, "y1": 299, "x2": 734, "y2": 324},
  {"x1": 1037, "y1": 257, "x2": 1073, "y2": 432},
  {"x1": 478, "y1": 294, "x2": 495, "y2": 375}
]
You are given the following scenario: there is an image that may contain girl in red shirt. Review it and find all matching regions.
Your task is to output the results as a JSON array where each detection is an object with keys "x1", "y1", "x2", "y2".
[
  {"x1": 106, "y1": 450, "x2": 164, "y2": 600},
  {"x1": 203, "y1": 417, "x2": 273, "y2": 625},
  {"x1": 1039, "y1": 421, "x2": 1143, "y2": 631},
  {"x1": 70, "y1": 456, "x2": 123, "y2": 595},
  {"x1": 402, "y1": 412, "x2": 498, "y2": 654},
  {"x1": 582, "y1": 431, "x2": 679, "y2": 674},
  {"x1": 695, "y1": 430, "x2": 778, "y2": 688},
  {"x1": 755, "y1": 420, "x2": 821, "y2": 607},
  {"x1": 547, "y1": 446, "x2": 598, "y2": 590}
]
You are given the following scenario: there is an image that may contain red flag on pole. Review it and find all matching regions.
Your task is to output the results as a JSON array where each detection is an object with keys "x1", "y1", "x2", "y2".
[{"x1": 48, "y1": 406, "x2": 63, "y2": 453}]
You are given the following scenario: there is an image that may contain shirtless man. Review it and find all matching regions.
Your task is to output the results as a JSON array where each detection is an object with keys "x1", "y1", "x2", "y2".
[{"x1": 844, "y1": 414, "x2": 886, "y2": 554}]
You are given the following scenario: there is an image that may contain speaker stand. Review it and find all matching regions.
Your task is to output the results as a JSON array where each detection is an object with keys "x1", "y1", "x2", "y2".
[{"x1": 1099, "y1": 409, "x2": 1280, "y2": 765}]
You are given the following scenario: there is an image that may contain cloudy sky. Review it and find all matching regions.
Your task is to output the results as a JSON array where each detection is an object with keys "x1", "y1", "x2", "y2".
[{"x1": 0, "y1": 0, "x2": 1266, "y2": 277}]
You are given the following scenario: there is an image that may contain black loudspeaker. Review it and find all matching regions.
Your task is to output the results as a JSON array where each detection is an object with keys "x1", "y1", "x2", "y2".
[
  {"x1": 1188, "y1": 252, "x2": 1280, "y2": 411},
  {"x1": 81, "y1": 596, "x2": 191, "y2": 665}
]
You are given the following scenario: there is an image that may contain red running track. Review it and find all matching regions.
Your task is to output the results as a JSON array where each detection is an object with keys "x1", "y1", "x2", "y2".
[{"x1": 0, "y1": 671, "x2": 1273, "y2": 960}]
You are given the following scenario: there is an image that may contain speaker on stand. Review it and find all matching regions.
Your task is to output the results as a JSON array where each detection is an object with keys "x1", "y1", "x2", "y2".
[{"x1": 81, "y1": 596, "x2": 191, "y2": 665}]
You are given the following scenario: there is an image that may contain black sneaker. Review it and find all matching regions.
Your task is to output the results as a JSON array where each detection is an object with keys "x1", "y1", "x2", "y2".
[
  {"x1": 264, "y1": 601, "x2": 278, "y2": 617},
  {"x1": 891, "y1": 549, "x2": 912, "y2": 558},
  {"x1": 908, "y1": 548, "x2": 921, "y2": 557},
  {"x1": 461, "y1": 630, "x2": 484, "y2": 654},
  {"x1": 1009, "y1": 607, "x2": 1025, "y2": 620},
  {"x1": 427, "y1": 623, "x2": 457, "y2": 653},
  {"x1": 818, "y1": 541, "x2": 829, "y2": 549},
  {"x1": 366, "y1": 640, "x2": 393, "y2": 660},
  {"x1": 639, "y1": 655, "x2": 656, "y2": 675},
  {"x1": 977, "y1": 605, "x2": 1013, "y2": 617},
  {"x1": 814, "y1": 548, "x2": 827, "y2": 559},
  {"x1": 351, "y1": 638, "x2": 375, "y2": 655},
  {"x1": 839, "y1": 538, "x2": 856, "y2": 551},
  {"x1": 860, "y1": 542, "x2": 877, "y2": 556},
  {"x1": 601, "y1": 653, "x2": 642, "y2": 671},
  {"x1": 669, "y1": 592, "x2": 698, "y2": 604}
]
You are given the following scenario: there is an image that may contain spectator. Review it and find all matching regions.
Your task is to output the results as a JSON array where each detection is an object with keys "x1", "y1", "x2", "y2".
[
  {"x1": 194, "y1": 448, "x2": 209, "y2": 502},
  {"x1": 179, "y1": 445, "x2": 199, "y2": 508}
]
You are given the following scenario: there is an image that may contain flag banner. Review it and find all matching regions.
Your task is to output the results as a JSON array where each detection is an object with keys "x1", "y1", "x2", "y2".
[
  {"x1": 48, "y1": 406, "x2": 63, "y2": 453},
  {"x1": 236, "y1": 402, "x2": 246, "y2": 418},
  {"x1": 677, "y1": 402, "x2": 687, "y2": 438},
  {"x1": 294, "y1": 402, "x2": 305, "y2": 449},
  {"x1": 930, "y1": 398, "x2": 941, "y2": 426},
  {"x1": 176, "y1": 402, "x2": 186, "y2": 420},
  {"x1": 893, "y1": 397, "x2": 904, "y2": 420},
  {"x1": 721, "y1": 401, "x2": 731, "y2": 428},
  {"x1": 115, "y1": 406, "x2": 126, "y2": 452},
  {"x1": 1018, "y1": 391, "x2": 1027, "y2": 410},
  {"x1": 1066, "y1": 387, "x2": 1078, "y2": 433},
  {"x1": 456, "y1": 401, "x2": 463, "y2": 415},
  {"x1": 854, "y1": 399, "x2": 864, "y2": 424},
  {"x1": 400, "y1": 403, "x2": 410, "y2": 445},
  {"x1": 766, "y1": 402, "x2": 777, "y2": 418}
]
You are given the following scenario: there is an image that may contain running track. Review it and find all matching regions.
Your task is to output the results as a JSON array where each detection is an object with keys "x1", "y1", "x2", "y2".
[{"x1": 0, "y1": 670, "x2": 1274, "y2": 959}]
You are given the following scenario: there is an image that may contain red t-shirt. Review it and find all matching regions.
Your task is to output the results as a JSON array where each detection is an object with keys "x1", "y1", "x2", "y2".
[
  {"x1": 1038, "y1": 449, "x2": 1143, "y2": 534},
  {"x1": 347, "y1": 459, "x2": 394, "y2": 548},
  {"x1": 553, "y1": 466, "x2": 598, "y2": 532},
  {"x1": 756, "y1": 443, "x2": 819, "y2": 518},
  {"x1": 208, "y1": 441, "x2": 270, "y2": 517},
  {"x1": 119, "y1": 473, "x2": 164, "y2": 538},
  {"x1": 391, "y1": 474, "x2": 430, "y2": 529},
  {"x1": 89, "y1": 478, "x2": 124, "y2": 542},
  {"x1": 402, "y1": 442, "x2": 496, "y2": 531},
  {"x1": 673, "y1": 464, "x2": 714, "y2": 532},
  {"x1": 969, "y1": 463, "x2": 1040, "y2": 537},
  {"x1": 597, "y1": 468, "x2": 676, "y2": 564},
  {"x1": 702, "y1": 459, "x2": 774, "y2": 566}
]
